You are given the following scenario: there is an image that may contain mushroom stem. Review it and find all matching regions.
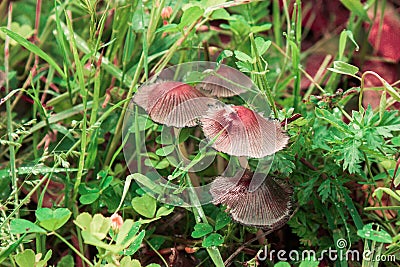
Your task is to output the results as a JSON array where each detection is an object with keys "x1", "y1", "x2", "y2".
[{"x1": 238, "y1": 156, "x2": 249, "y2": 169}]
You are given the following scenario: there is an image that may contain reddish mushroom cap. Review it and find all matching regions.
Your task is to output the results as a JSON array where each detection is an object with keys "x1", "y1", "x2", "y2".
[
  {"x1": 133, "y1": 81, "x2": 213, "y2": 128},
  {"x1": 197, "y1": 66, "x2": 250, "y2": 97},
  {"x1": 200, "y1": 105, "x2": 289, "y2": 158},
  {"x1": 210, "y1": 171, "x2": 293, "y2": 230}
]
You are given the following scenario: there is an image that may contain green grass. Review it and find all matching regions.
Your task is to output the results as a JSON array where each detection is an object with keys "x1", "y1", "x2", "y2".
[{"x1": 1, "y1": 0, "x2": 399, "y2": 266}]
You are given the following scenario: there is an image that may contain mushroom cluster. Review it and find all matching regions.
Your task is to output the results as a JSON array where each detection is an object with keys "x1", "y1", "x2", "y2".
[{"x1": 133, "y1": 67, "x2": 293, "y2": 230}]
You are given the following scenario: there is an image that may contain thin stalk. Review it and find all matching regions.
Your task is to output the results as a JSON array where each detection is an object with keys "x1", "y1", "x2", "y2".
[
  {"x1": 65, "y1": 11, "x2": 88, "y2": 204},
  {"x1": 249, "y1": 33, "x2": 278, "y2": 117},
  {"x1": 5, "y1": 3, "x2": 19, "y2": 222},
  {"x1": 185, "y1": 174, "x2": 224, "y2": 267},
  {"x1": 52, "y1": 232, "x2": 94, "y2": 267},
  {"x1": 272, "y1": 0, "x2": 282, "y2": 48},
  {"x1": 105, "y1": 0, "x2": 166, "y2": 166}
]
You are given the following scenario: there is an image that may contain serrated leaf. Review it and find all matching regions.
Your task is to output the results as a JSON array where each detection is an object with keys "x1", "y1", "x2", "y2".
[
  {"x1": 254, "y1": 37, "x2": 271, "y2": 56},
  {"x1": 315, "y1": 108, "x2": 352, "y2": 134},
  {"x1": 10, "y1": 219, "x2": 46, "y2": 234},
  {"x1": 317, "y1": 179, "x2": 331, "y2": 203},
  {"x1": 131, "y1": 194, "x2": 157, "y2": 218},
  {"x1": 234, "y1": 50, "x2": 253, "y2": 63},
  {"x1": 202, "y1": 233, "x2": 224, "y2": 247},
  {"x1": 191, "y1": 223, "x2": 213, "y2": 238}
]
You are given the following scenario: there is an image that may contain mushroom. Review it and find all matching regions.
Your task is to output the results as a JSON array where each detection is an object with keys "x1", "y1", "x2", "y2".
[
  {"x1": 196, "y1": 66, "x2": 251, "y2": 97},
  {"x1": 133, "y1": 81, "x2": 213, "y2": 128},
  {"x1": 210, "y1": 170, "x2": 293, "y2": 230},
  {"x1": 200, "y1": 105, "x2": 289, "y2": 158}
]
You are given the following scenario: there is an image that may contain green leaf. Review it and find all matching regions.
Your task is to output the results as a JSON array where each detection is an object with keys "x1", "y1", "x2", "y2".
[
  {"x1": 35, "y1": 208, "x2": 71, "y2": 231},
  {"x1": 254, "y1": 37, "x2": 271, "y2": 56},
  {"x1": 191, "y1": 223, "x2": 213, "y2": 238},
  {"x1": 10, "y1": 219, "x2": 47, "y2": 234},
  {"x1": 57, "y1": 255, "x2": 74, "y2": 267},
  {"x1": 74, "y1": 212, "x2": 92, "y2": 231},
  {"x1": 373, "y1": 187, "x2": 400, "y2": 202},
  {"x1": 357, "y1": 223, "x2": 392, "y2": 243},
  {"x1": 90, "y1": 214, "x2": 111, "y2": 240},
  {"x1": 299, "y1": 257, "x2": 320, "y2": 267},
  {"x1": 15, "y1": 249, "x2": 35, "y2": 267},
  {"x1": 339, "y1": 30, "x2": 359, "y2": 58},
  {"x1": 342, "y1": 139, "x2": 362, "y2": 174},
  {"x1": 235, "y1": 61, "x2": 253, "y2": 73},
  {"x1": 328, "y1": 61, "x2": 359, "y2": 76},
  {"x1": 210, "y1": 9, "x2": 231, "y2": 20},
  {"x1": 315, "y1": 108, "x2": 352, "y2": 134},
  {"x1": 250, "y1": 23, "x2": 272, "y2": 33},
  {"x1": 81, "y1": 231, "x2": 122, "y2": 253},
  {"x1": 37, "y1": 250, "x2": 52, "y2": 267},
  {"x1": 120, "y1": 257, "x2": 141, "y2": 267},
  {"x1": 274, "y1": 262, "x2": 291, "y2": 267},
  {"x1": 178, "y1": 128, "x2": 191, "y2": 144},
  {"x1": 234, "y1": 50, "x2": 253, "y2": 63},
  {"x1": 100, "y1": 175, "x2": 113, "y2": 190},
  {"x1": 382, "y1": 79, "x2": 400, "y2": 102},
  {"x1": 216, "y1": 49, "x2": 233, "y2": 64},
  {"x1": 146, "y1": 264, "x2": 161, "y2": 267},
  {"x1": 116, "y1": 220, "x2": 141, "y2": 246},
  {"x1": 178, "y1": 6, "x2": 204, "y2": 31},
  {"x1": 0, "y1": 234, "x2": 26, "y2": 264},
  {"x1": 131, "y1": 194, "x2": 157, "y2": 218},
  {"x1": 202, "y1": 233, "x2": 224, "y2": 247},
  {"x1": 79, "y1": 192, "x2": 100, "y2": 204},
  {"x1": 156, "y1": 206, "x2": 174, "y2": 217},
  {"x1": 215, "y1": 211, "x2": 231, "y2": 231},
  {"x1": 0, "y1": 27, "x2": 66, "y2": 80},
  {"x1": 155, "y1": 145, "x2": 175, "y2": 156},
  {"x1": 340, "y1": 0, "x2": 369, "y2": 21},
  {"x1": 123, "y1": 230, "x2": 146, "y2": 256},
  {"x1": 391, "y1": 136, "x2": 400, "y2": 146},
  {"x1": 0, "y1": 22, "x2": 34, "y2": 46}
]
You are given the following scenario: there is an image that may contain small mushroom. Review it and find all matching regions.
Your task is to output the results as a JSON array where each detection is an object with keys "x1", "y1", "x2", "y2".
[
  {"x1": 133, "y1": 81, "x2": 213, "y2": 128},
  {"x1": 200, "y1": 105, "x2": 289, "y2": 158},
  {"x1": 197, "y1": 66, "x2": 250, "y2": 97},
  {"x1": 210, "y1": 170, "x2": 293, "y2": 230}
]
